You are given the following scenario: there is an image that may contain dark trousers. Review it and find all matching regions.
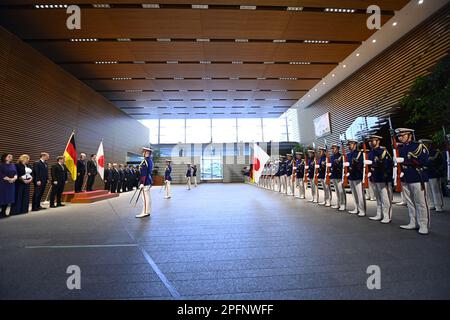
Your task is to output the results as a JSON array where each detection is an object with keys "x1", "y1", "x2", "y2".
[
  {"x1": 32, "y1": 182, "x2": 47, "y2": 210},
  {"x1": 104, "y1": 180, "x2": 111, "y2": 192},
  {"x1": 11, "y1": 183, "x2": 30, "y2": 215},
  {"x1": 110, "y1": 181, "x2": 118, "y2": 193},
  {"x1": 122, "y1": 180, "x2": 128, "y2": 192},
  {"x1": 75, "y1": 174, "x2": 84, "y2": 193},
  {"x1": 87, "y1": 174, "x2": 96, "y2": 191},
  {"x1": 50, "y1": 182, "x2": 65, "y2": 205}
]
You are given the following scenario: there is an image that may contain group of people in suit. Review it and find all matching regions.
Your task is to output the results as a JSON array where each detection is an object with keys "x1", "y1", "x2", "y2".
[
  {"x1": 75, "y1": 153, "x2": 98, "y2": 193},
  {"x1": 104, "y1": 163, "x2": 140, "y2": 194},
  {"x1": 185, "y1": 164, "x2": 198, "y2": 190},
  {"x1": 0, "y1": 152, "x2": 70, "y2": 217},
  {"x1": 257, "y1": 128, "x2": 447, "y2": 236}
]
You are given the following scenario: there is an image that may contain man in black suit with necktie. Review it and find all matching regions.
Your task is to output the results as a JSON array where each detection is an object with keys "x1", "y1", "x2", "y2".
[
  {"x1": 86, "y1": 154, "x2": 98, "y2": 191},
  {"x1": 32, "y1": 152, "x2": 49, "y2": 211},
  {"x1": 49, "y1": 156, "x2": 68, "y2": 208},
  {"x1": 75, "y1": 153, "x2": 86, "y2": 193}
]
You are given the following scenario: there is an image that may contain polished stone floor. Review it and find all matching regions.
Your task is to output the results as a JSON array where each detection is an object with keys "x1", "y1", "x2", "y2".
[{"x1": 1, "y1": 183, "x2": 449, "y2": 300}]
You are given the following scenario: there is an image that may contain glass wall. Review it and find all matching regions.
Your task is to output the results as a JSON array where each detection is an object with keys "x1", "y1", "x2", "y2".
[
  {"x1": 159, "y1": 119, "x2": 185, "y2": 144},
  {"x1": 212, "y1": 119, "x2": 237, "y2": 143}
]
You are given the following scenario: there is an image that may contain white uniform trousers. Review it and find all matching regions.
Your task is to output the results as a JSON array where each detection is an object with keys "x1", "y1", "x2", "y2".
[
  {"x1": 193, "y1": 176, "x2": 198, "y2": 187},
  {"x1": 310, "y1": 182, "x2": 318, "y2": 202},
  {"x1": 280, "y1": 175, "x2": 287, "y2": 193},
  {"x1": 186, "y1": 177, "x2": 192, "y2": 190},
  {"x1": 349, "y1": 180, "x2": 366, "y2": 214},
  {"x1": 274, "y1": 176, "x2": 280, "y2": 192},
  {"x1": 165, "y1": 180, "x2": 171, "y2": 198},
  {"x1": 427, "y1": 178, "x2": 444, "y2": 211},
  {"x1": 402, "y1": 182, "x2": 430, "y2": 230},
  {"x1": 320, "y1": 179, "x2": 332, "y2": 205},
  {"x1": 366, "y1": 181, "x2": 376, "y2": 200},
  {"x1": 332, "y1": 179, "x2": 346, "y2": 209},
  {"x1": 286, "y1": 175, "x2": 294, "y2": 195},
  {"x1": 372, "y1": 182, "x2": 393, "y2": 221},
  {"x1": 141, "y1": 185, "x2": 152, "y2": 215},
  {"x1": 296, "y1": 178, "x2": 305, "y2": 198}
]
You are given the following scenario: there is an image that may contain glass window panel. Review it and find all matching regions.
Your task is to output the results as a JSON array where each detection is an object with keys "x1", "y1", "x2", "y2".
[
  {"x1": 212, "y1": 119, "x2": 237, "y2": 143},
  {"x1": 159, "y1": 119, "x2": 185, "y2": 144},
  {"x1": 237, "y1": 118, "x2": 262, "y2": 142},
  {"x1": 186, "y1": 119, "x2": 211, "y2": 143},
  {"x1": 262, "y1": 118, "x2": 286, "y2": 142},
  {"x1": 139, "y1": 119, "x2": 159, "y2": 144}
]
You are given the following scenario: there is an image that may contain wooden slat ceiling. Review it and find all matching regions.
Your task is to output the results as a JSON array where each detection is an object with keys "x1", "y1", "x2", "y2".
[{"x1": 0, "y1": 0, "x2": 410, "y2": 119}]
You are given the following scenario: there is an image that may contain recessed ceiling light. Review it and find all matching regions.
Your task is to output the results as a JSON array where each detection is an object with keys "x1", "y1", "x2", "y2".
[
  {"x1": 343, "y1": 64, "x2": 346, "y2": 68},
  {"x1": 332, "y1": 74, "x2": 335, "y2": 77},
  {"x1": 323, "y1": 82, "x2": 326, "y2": 85},
  {"x1": 273, "y1": 39, "x2": 286, "y2": 43},
  {"x1": 142, "y1": 4, "x2": 160, "y2": 8},
  {"x1": 192, "y1": 4, "x2": 208, "y2": 9},
  {"x1": 418, "y1": 0, "x2": 424, "y2": 4},
  {"x1": 240, "y1": 5, "x2": 256, "y2": 10},
  {"x1": 287, "y1": 7, "x2": 303, "y2": 11},
  {"x1": 372, "y1": 39, "x2": 377, "y2": 43},
  {"x1": 156, "y1": 38, "x2": 171, "y2": 42},
  {"x1": 117, "y1": 38, "x2": 131, "y2": 42},
  {"x1": 356, "y1": 53, "x2": 360, "y2": 57},
  {"x1": 307, "y1": 95, "x2": 311, "y2": 97},
  {"x1": 314, "y1": 88, "x2": 318, "y2": 91},
  {"x1": 92, "y1": 4, "x2": 110, "y2": 8},
  {"x1": 392, "y1": 22, "x2": 398, "y2": 26},
  {"x1": 235, "y1": 39, "x2": 249, "y2": 42}
]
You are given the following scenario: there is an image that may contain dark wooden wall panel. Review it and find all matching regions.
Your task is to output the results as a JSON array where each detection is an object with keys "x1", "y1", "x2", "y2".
[
  {"x1": 0, "y1": 26, "x2": 149, "y2": 193},
  {"x1": 297, "y1": 5, "x2": 450, "y2": 146}
]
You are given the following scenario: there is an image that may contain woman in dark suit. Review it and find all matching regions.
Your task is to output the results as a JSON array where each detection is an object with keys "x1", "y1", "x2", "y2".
[
  {"x1": 11, "y1": 154, "x2": 33, "y2": 215},
  {"x1": 0, "y1": 153, "x2": 18, "y2": 218}
]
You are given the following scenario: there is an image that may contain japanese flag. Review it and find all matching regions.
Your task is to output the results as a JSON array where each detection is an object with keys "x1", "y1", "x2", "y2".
[
  {"x1": 96, "y1": 140, "x2": 105, "y2": 180},
  {"x1": 252, "y1": 143, "x2": 270, "y2": 184}
]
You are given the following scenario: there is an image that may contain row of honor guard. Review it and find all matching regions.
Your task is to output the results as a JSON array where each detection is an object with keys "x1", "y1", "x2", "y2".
[{"x1": 258, "y1": 128, "x2": 446, "y2": 235}]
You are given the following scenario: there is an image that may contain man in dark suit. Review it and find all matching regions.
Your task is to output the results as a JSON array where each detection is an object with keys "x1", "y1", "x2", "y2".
[
  {"x1": 111, "y1": 163, "x2": 119, "y2": 193},
  {"x1": 117, "y1": 164, "x2": 124, "y2": 193},
  {"x1": 86, "y1": 154, "x2": 98, "y2": 192},
  {"x1": 104, "y1": 163, "x2": 112, "y2": 192},
  {"x1": 75, "y1": 153, "x2": 86, "y2": 193},
  {"x1": 32, "y1": 152, "x2": 49, "y2": 211},
  {"x1": 49, "y1": 156, "x2": 68, "y2": 208},
  {"x1": 128, "y1": 165, "x2": 135, "y2": 191}
]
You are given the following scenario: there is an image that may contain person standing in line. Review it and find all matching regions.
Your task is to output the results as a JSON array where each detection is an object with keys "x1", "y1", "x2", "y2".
[
  {"x1": 345, "y1": 139, "x2": 366, "y2": 216},
  {"x1": 330, "y1": 144, "x2": 346, "y2": 211},
  {"x1": 279, "y1": 155, "x2": 287, "y2": 193},
  {"x1": 11, "y1": 154, "x2": 33, "y2": 215},
  {"x1": 75, "y1": 153, "x2": 86, "y2": 193},
  {"x1": 307, "y1": 149, "x2": 318, "y2": 203},
  {"x1": 104, "y1": 163, "x2": 112, "y2": 192},
  {"x1": 420, "y1": 139, "x2": 445, "y2": 212},
  {"x1": 396, "y1": 128, "x2": 430, "y2": 235},
  {"x1": 0, "y1": 153, "x2": 18, "y2": 218},
  {"x1": 135, "y1": 147, "x2": 153, "y2": 218},
  {"x1": 186, "y1": 163, "x2": 192, "y2": 190},
  {"x1": 32, "y1": 152, "x2": 49, "y2": 212},
  {"x1": 117, "y1": 164, "x2": 124, "y2": 193},
  {"x1": 111, "y1": 163, "x2": 119, "y2": 193},
  {"x1": 164, "y1": 159, "x2": 172, "y2": 199},
  {"x1": 318, "y1": 147, "x2": 332, "y2": 207},
  {"x1": 366, "y1": 135, "x2": 393, "y2": 224},
  {"x1": 285, "y1": 154, "x2": 294, "y2": 196},
  {"x1": 294, "y1": 152, "x2": 306, "y2": 199},
  {"x1": 86, "y1": 154, "x2": 98, "y2": 192},
  {"x1": 192, "y1": 164, "x2": 198, "y2": 187},
  {"x1": 49, "y1": 156, "x2": 68, "y2": 208}
]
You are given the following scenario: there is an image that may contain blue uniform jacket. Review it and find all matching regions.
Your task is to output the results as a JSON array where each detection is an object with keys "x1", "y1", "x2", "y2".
[
  {"x1": 308, "y1": 159, "x2": 315, "y2": 179},
  {"x1": 368, "y1": 147, "x2": 393, "y2": 183},
  {"x1": 164, "y1": 165, "x2": 172, "y2": 181},
  {"x1": 426, "y1": 148, "x2": 444, "y2": 179},
  {"x1": 295, "y1": 159, "x2": 305, "y2": 178},
  {"x1": 279, "y1": 161, "x2": 286, "y2": 175},
  {"x1": 318, "y1": 155, "x2": 326, "y2": 179},
  {"x1": 285, "y1": 159, "x2": 293, "y2": 176},
  {"x1": 347, "y1": 150, "x2": 363, "y2": 181},
  {"x1": 399, "y1": 141, "x2": 429, "y2": 184},
  {"x1": 139, "y1": 157, "x2": 153, "y2": 186},
  {"x1": 186, "y1": 168, "x2": 192, "y2": 177},
  {"x1": 330, "y1": 153, "x2": 342, "y2": 180}
]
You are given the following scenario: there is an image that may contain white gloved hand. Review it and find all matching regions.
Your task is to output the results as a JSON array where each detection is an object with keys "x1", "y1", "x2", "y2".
[
  {"x1": 326, "y1": 163, "x2": 332, "y2": 167},
  {"x1": 293, "y1": 167, "x2": 297, "y2": 170},
  {"x1": 328, "y1": 173, "x2": 332, "y2": 176},
  {"x1": 364, "y1": 160, "x2": 373, "y2": 165},
  {"x1": 346, "y1": 173, "x2": 350, "y2": 177},
  {"x1": 400, "y1": 172, "x2": 405, "y2": 178},
  {"x1": 139, "y1": 184, "x2": 144, "y2": 189},
  {"x1": 395, "y1": 157, "x2": 404, "y2": 163},
  {"x1": 344, "y1": 162, "x2": 350, "y2": 167},
  {"x1": 315, "y1": 165, "x2": 320, "y2": 169},
  {"x1": 305, "y1": 166, "x2": 309, "y2": 169},
  {"x1": 368, "y1": 172, "x2": 372, "y2": 177}
]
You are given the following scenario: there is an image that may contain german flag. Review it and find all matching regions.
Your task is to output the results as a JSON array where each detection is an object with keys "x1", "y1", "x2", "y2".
[{"x1": 63, "y1": 131, "x2": 77, "y2": 181}]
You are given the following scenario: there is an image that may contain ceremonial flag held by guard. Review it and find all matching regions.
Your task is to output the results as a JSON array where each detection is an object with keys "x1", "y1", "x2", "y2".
[
  {"x1": 96, "y1": 140, "x2": 105, "y2": 180},
  {"x1": 63, "y1": 131, "x2": 77, "y2": 181},
  {"x1": 252, "y1": 143, "x2": 270, "y2": 184}
]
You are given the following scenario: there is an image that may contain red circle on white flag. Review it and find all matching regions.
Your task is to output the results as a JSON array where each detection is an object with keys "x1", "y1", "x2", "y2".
[
  {"x1": 98, "y1": 155, "x2": 105, "y2": 168},
  {"x1": 253, "y1": 157, "x2": 260, "y2": 171}
]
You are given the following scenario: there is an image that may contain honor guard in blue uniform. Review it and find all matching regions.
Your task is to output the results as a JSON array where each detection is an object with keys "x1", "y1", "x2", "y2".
[
  {"x1": 345, "y1": 139, "x2": 366, "y2": 216},
  {"x1": 307, "y1": 149, "x2": 318, "y2": 203},
  {"x1": 285, "y1": 154, "x2": 294, "y2": 195},
  {"x1": 318, "y1": 147, "x2": 332, "y2": 207},
  {"x1": 186, "y1": 163, "x2": 192, "y2": 190},
  {"x1": 164, "y1": 159, "x2": 172, "y2": 199},
  {"x1": 330, "y1": 144, "x2": 346, "y2": 211},
  {"x1": 273, "y1": 158, "x2": 281, "y2": 192},
  {"x1": 279, "y1": 156, "x2": 287, "y2": 193},
  {"x1": 136, "y1": 147, "x2": 153, "y2": 218},
  {"x1": 395, "y1": 129, "x2": 430, "y2": 234},
  {"x1": 294, "y1": 152, "x2": 306, "y2": 199},
  {"x1": 366, "y1": 135, "x2": 393, "y2": 223},
  {"x1": 420, "y1": 139, "x2": 445, "y2": 212}
]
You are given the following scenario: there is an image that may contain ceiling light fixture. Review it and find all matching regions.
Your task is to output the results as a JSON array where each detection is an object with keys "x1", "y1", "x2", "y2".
[
  {"x1": 240, "y1": 5, "x2": 256, "y2": 9},
  {"x1": 287, "y1": 7, "x2": 303, "y2": 11},
  {"x1": 142, "y1": 4, "x2": 160, "y2": 8},
  {"x1": 192, "y1": 4, "x2": 208, "y2": 9},
  {"x1": 92, "y1": 4, "x2": 110, "y2": 8}
]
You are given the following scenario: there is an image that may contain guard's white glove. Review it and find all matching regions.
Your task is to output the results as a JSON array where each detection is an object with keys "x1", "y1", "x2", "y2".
[
  {"x1": 344, "y1": 162, "x2": 350, "y2": 167},
  {"x1": 400, "y1": 172, "x2": 405, "y2": 178},
  {"x1": 315, "y1": 165, "x2": 320, "y2": 169},
  {"x1": 395, "y1": 157, "x2": 404, "y2": 163},
  {"x1": 364, "y1": 160, "x2": 373, "y2": 165},
  {"x1": 326, "y1": 163, "x2": 332, "y2": 167},
  {"x1": 139, "y1": 184, "x2": 144, "y2": 189},
  {"x1": 305, "y1": 166, "x2": 309, "y2": 169},
  {"x1": 328, "y1": 173, "x2": 332, "y2": 176},
  {"x1": 293, "y1": 167, "x2": 297, "y2": 170},
  {"x1": 368, "y1": 173, "x2": 372, "y2": 177},
  {"x1": 346, "y1": 173, "x2": 350, "y2": 177}
]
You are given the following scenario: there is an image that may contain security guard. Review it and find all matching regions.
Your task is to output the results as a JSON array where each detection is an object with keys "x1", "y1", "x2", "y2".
[
  {"x1": 318, "y1": 147, "x2": 332, "y2": 207},
  {"x1": 345, "y1": 139, "x2": 366, "y2": 216},
  {"x1": 186, "y1": 163, "x2": 192, "y2": 190},
  {"x1": 277, "y1": 156, "x2": 286, "y2": 193},
  {"x1": 307, "y1": 149, "x2": 318, "y2": 203},
  {"x1": 366, "y1": 135, "x2": 393, "y2": 223},
  {"x1": 420, "y1": 139, "x2": 445, "y2": 212},
  {"x1": 136, "y1": 147, "x2": 153, "y2": 218},
  {"x1": 285, "y1": 154, "x2": 294, "y2": 195},
  {"x1": 294, "y1": 152, "x2": 306, "y2": 199},
  {"x1": 395, "y1": 128, "x2": 430, "y2": 235},
  {"x1": 330, "y1": 144, "x2": 346, "y2": 211},
  {"x1": 164, "y1": 159, "x2": 172, "y2": 199}
]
